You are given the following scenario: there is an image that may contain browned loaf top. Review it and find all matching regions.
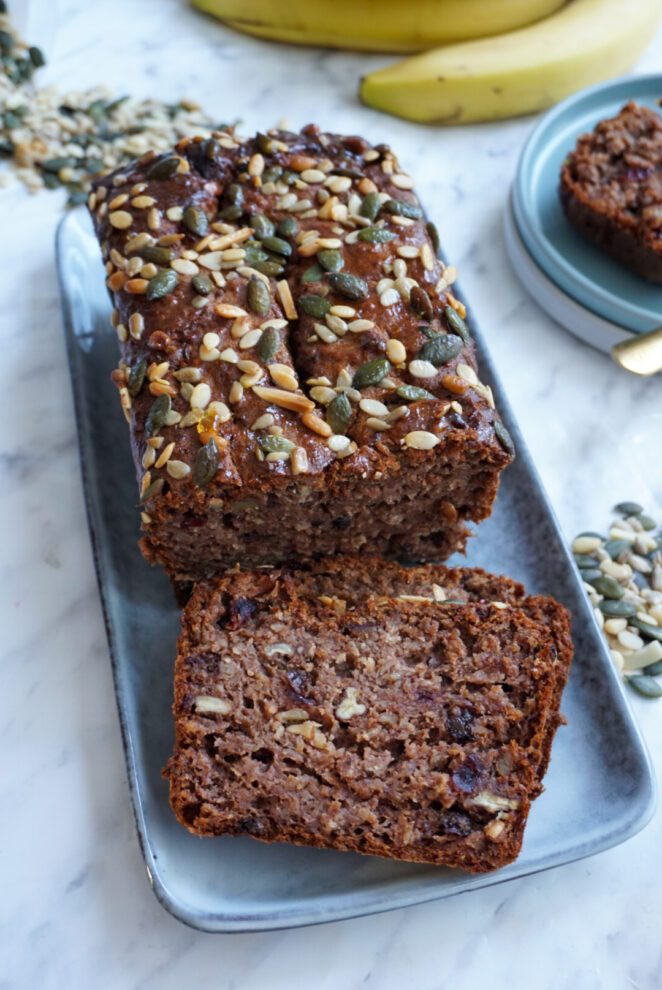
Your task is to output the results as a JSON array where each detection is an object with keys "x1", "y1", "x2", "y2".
[
  {"x1": 560, "y1": 101, "x2": 662, "y2": 283},
  {"x1": 89, "y1": 125, "x2": 513, "y2": 579},
  {"x1": 165, "y1": 559, "x2": 572, "y2": 873}
]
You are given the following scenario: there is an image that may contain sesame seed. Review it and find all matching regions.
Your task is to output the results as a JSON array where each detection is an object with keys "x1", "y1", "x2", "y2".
[
  {"x1": 327, "y1": 434, "x2": 351, "y2": 453},
  {"x1": 109, "y1": 210, "x2": 133, "y2": 229},
  {"x1": 301, "y1": 411, "x2": 333, "y2": 437},
  {"x1": 186, "y1": 383, "x2": 210, "y2": 411},
  {"x1": 404, "y1": 430, "x2": 440, "y2": 450},
  {"x1": 171, "y1": 258, "x2": 199, "y2": 276},
  {"x1": 359, "y1": 398, "x2": 389, "y2": 417},
  {"x1": 409, "y1": 359, "x2": 438, "y2": 379},
  {"x1": 392, "y1": 173, "x2": 415, "y2": 190},
  {"x1": 380, "y1": 288, "x2": 400, "y2": 307},
  {"x1": 166, "y1": 460, "x2": 191, "y2": 479},
  {"x1": 291, "y1": 447, "x2": 309, "y2": 475},
  {"x1": 269, "y1": 364, "x2": 299, "y2": 391},
  {"x1": 456, "y1": 363, "x2": 478, "y2": 385},
  {"x1": 215, "y1": 303, "x2": 248, "y2": 319},
  {"x1": 386, "y1": 338, "x2": 406, "y2": 363},
  {"x1": 239, "y1": 328, "x2": 263, "y2": 350},
  {"x1": 229, "y1": 381, "x2": 244, "y2": 404},
  {"x1": 154, "y1": 441, "x2": 175, "y2": 469}
]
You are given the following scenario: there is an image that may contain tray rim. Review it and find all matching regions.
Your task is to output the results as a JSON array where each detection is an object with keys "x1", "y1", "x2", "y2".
[
  {"x1": 55, "y1": 206, "x2": 657, "y2": 933},
  {"x1": 512, "y1": 72, "x2": 662, "y2": 335}
]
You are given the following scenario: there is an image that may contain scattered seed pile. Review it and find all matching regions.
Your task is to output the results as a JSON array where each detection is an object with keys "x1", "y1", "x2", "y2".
[
  {"x1": 572, "y1": 501, "x2": 662, "y2": 699},
  {"x1": 0, "y1": 3, "x2": 218, "y2": 204}
]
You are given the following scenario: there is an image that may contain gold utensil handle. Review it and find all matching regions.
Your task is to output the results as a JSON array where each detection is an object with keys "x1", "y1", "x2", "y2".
[{"x1": 611, "y1": 326, "x2": 662, "y2": 376}]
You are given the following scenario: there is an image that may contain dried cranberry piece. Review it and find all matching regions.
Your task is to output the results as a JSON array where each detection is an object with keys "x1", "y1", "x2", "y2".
[
  {"x1": 286, "y1": 670, "x2": 313, "y2": 706},
  {"x1": 439, "y1": 810, "x2": 473, "y2": 836},
  {"x1": 217, "y1": 595, "x2": 258, "y2": 630},
  {"x1": 451, "y1": 755, "x2": 482, "y2": 794},
  {"x1": 446, "y1": 708, "x2": 474, "y2": 743}
]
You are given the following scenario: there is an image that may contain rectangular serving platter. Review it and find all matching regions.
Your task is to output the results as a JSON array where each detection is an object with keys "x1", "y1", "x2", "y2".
[{"x1": 56, "y1": 207, "x2": 656, "y2": 933}]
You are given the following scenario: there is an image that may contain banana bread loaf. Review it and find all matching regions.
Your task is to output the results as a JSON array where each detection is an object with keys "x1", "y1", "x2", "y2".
[
  {"x1": 560, "y1": 101, "x2": 662, "y2": 283},
  {"x1": 165, "y1": 559, "x2": 572, "y2": 872},
  {"x1": 89, "y1": 125, "x2": 513, "y2": 582}
]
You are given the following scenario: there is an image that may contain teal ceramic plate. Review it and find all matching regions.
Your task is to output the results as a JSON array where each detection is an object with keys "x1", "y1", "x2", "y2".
[{"x1": 513, "y1": 74, "x2": 662, "y2": 335}]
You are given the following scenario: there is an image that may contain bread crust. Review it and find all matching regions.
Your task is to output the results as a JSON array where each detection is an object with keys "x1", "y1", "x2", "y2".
[
  {"x1": 165, "y1": 558, "x2": 572, "y2": 873},
  {"x1": 89, "y1": 125, "x2": 513, "y2": 580}
]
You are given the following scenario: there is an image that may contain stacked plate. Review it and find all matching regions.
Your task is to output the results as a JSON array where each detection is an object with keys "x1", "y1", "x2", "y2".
[{"x1": 505, "y1": 74, "x2": 662, "y2": 354}]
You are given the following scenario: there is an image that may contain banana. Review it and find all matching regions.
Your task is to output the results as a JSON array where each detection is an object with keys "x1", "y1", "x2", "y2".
[
  {"x1": 193, "y1": 0, "x2": 567, "y2": 53},
  {"x1": 360, "y1": 0, "x2": 662, "y2": 123}
]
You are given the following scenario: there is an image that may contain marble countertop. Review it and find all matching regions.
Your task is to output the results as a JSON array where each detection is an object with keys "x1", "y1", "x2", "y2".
[{"x1": 2, "y1": 1, "x2": 661, "y2": 986}]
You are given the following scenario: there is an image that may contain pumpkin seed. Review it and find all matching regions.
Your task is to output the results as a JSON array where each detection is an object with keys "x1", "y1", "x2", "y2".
[
  {"x1": 254, "y1": 259, "x2": 284, "y2": 277},
  {"x1": 444, "y1": 306, "x2": 470, "y2": 343},
  {"x1": 410, "y1": 286, "x2": 434, "y2": 320},
  {"x1": 397, "y1": 384, "x2": 436, "y2": 402},
  {"x1": 127, "y1": 358, "x2": 148, "y2": 398},
  {"x1": 383, "y1": 198, "x2": 423, "y2": 219},
  {"x1": 225, "y1": 182, "x2": 244, "y2": 207},
  {"x1": 249, "y1": 213, "x2": 275, "y2": 239},
  {"x1": 42, "y1": 156, "x2": 77, "y2": 173},
  {"x1": 359, "y1": 192, "x2": 381, "y2": 221},
  {"x1": 247, "y1": 276, "x2": 271, "y2": 316},
  {"x1": 146, "y1": 268, "x2": 178, "y2": 301},
  {"x1": 328, "y1": 272, "x2": 369, "y2": 300},
  {"x1": 301, "y1": 263, "x2": 325, "y2": 284},
  {"x1": 644, "y1": 660, "x2": 662, "y2": 677},
  {"x1": 614, "y1": 501, "x2": 643, "y2": 516},
  {"x1": 598, "y1": 600, "x2": 637, "y2": 618},
  {"x1": 256, "y1": 326, "x2": 280, "y2": 362},
  {"x1": 426, "y1": 221, "x2": 441, "y2": 258},
  {"x1": 28, "y1": 45, "x2": 45, "y2": 68},
  {"x1": 258, "y1": 435, "x2": 295, "y2": 454},
  {"x1": 140, "y1": 478, "x2": 164, "y2": 503},
  {"x1": 630, "y1": 617, "x2": 662, "y2": 643},
  {"x1": 263, "y1": 165, "x2": 283, "y2": 183},
  {"x1": 261, "y1": 235, "x2": 292, "y2": 257},
  {"x1": 218, "y1": 204, "x2": 242, "y2": 221},
  {"x1": 588, "y1": 575, "x2": 624, "y2": 599},
  {"x1": 192, "y1": 274, "x2": 213, "y2": 296},
  {"x1": 141, "y1": 245, "x2": 174, "y2": 265},
  {"x1": 637, "y1": 514, "x2": 657, "y2": 531},
  {"x1": 145, "y1": 394, "x2": 171, "y2": 436},
  {"x1": 299, "y1": 294, "x2": 331, "y2": 318},
  {"x1": 417, "y1": 333, "x2": 463, "y2": 367},
  {"x1": 604, "y1": 539, "x2": 630, "y2": 559},
  {"x1": 146, "y1": 155, "x2": 180, "y2": 180},
  {"x1": 574, "y1": 554, "x2": 600, "y2": 569},
  {"x1": 357, "y1": 226, "x2": 396, "y2": 244},
  {"x1": 317, "y1": 249, "x2": 344, "y2": 273},
  {"x1": 353, "y1": 358, "x2": 391, "y2": 389},
  {"x1": 494, "y1": 421, "x2": 515, "y2": 456},
  {"x1": 183, "y1": 204, "x2": 208, "y2": 236},
  {"x1": 277, "y1": 216, "x2": 299, "y2": 239},
  {"x1": 627, "y1": 675, "x2": 662, "y2": 699},
  {"x1": 576, "y1": 531, "x2": 605, "y2": 540},
  {"x1": 581, "y1": 569, "x2": 604, "y2": 584},
  {"x1": 193, "y1": 438, "x2": 220, "y2": 487},
  {"x1": 243, "y1": 244, "x2": 270, "y2": 266},
  {"x1": 326, "y1": 392, "x2": 352, "y2": 435}
]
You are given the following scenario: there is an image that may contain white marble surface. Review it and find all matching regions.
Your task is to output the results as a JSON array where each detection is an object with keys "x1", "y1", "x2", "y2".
[{"x1": 2, "y1": 1, "x2": 661, "y2": 986}]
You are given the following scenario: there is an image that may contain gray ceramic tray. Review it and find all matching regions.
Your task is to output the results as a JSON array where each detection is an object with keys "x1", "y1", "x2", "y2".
[{"x1": 56, "y1": 207, "x2": 656, "y2": 934}]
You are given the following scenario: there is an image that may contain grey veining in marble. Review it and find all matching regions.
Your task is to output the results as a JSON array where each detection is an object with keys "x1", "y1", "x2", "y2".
[{"x1": 2, "y1": 0, "x2": 662, "y2": 986}]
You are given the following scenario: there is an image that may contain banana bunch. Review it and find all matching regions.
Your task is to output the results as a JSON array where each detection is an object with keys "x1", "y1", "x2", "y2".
[
  {"x1": 361, "y1": 0, "x2": 662, "y2": 123},
  {"x1": 192, "y1": 0, "x2": 567, "y2": 52}
]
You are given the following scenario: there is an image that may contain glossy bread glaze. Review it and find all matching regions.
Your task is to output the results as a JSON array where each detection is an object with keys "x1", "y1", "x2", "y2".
[{"x1": 89, "y1": 125, "x2": 513, "y2": 580}]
